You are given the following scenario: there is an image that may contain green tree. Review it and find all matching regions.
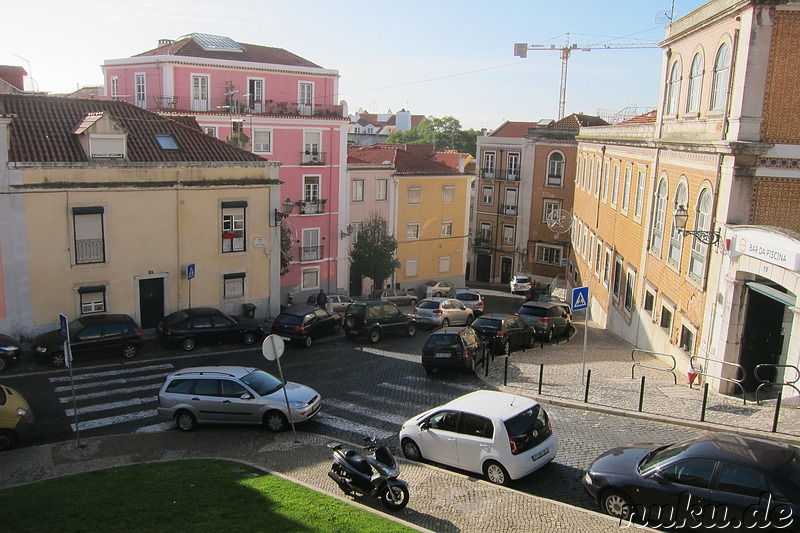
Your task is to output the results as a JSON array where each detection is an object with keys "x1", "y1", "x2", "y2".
[
  {"x1": 349, "y1": 212, "x2": 400, "y2": 291},
  {"x1": 280, "y1": 222, "x2": 293, "y2": 276},
  {"x1": 387, "y1": 115, "x2": 479, "y2": 156}
]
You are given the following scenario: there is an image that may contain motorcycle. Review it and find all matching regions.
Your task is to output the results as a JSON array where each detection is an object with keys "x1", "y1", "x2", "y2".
[{"x1": 327, "y1": 437, "x2": 409, "y2": 511}]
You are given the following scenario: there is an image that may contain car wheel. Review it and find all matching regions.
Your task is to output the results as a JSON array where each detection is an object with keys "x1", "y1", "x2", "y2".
[
  {"x1": 368, "y1": 327, "x2": 382, "y2": 344},
  {"x1": 175, "y1": 410, "x2": 197, "y2": 432},
  {"x1": 121, "y1": 343, "x2": 138, "y2": 359},
  {"x1": 545, "y1": 328, "x2": 554, "y2": 343},
  {"x1": 601, "y1": 489, "x2": 634, "y2": 519},
  {"x1": 526, "y1": 334, "x2": 535, "y2": 349},
  {"x1": 401, "y1": 438, "x2": 423, "y2": 461},
  {"x1": 345, "y1": 316, "x2": 357, "y2": 328},
  {"x1": 51, "y1": 351, "x2": 66, "y2": 368},
  {"x1": 405, "y1": 323, "x2": 417, "y2": 337},
  {"x1": 466, "y1": 315, "x2": 474, "y2": 326},
  {"x1": 0, "y1": 428, "x2": 19, "y2": 451},
  {"x1": 483, "y1": 460, "x2": 511, "y2": 486},
  {"x1": 0, "y1": 356, "x2": 7, "y2": 373},
  {"x1": 408, "y1": 298, "x2": 417, "y2": 306},
  {"x1": 303, "y1": 336, "x2": 313, "y2": 348},
  {"x1": 441, "y1": 318, "x2": 449, "y2": 328},
  {"x1": 181, "y1": 338, "x2": 196, "y2": 352},
  {"x1": 264, "y1": 410, "x2": 289, "y2": 432},
  {"x1": 242, "y1": 332, "x2": 256, "y2": 345},
  {"x1": 333, "y1": 322, "x2": 342, "y2": 334}
]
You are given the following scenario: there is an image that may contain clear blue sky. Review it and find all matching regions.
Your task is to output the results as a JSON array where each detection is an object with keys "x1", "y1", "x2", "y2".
[{"x1": 2, "y1": 0, "x2": 708, "y2": 129}]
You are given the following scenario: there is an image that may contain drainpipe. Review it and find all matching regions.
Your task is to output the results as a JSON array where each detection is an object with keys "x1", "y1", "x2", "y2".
[{"x1": 594, "y1": 145, "x2": 606, "y2": 229}]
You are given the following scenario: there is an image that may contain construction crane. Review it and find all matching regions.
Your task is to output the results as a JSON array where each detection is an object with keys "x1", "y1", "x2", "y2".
[{"x1": 514, "y1": 34, "x2": 661, "y2": 120}]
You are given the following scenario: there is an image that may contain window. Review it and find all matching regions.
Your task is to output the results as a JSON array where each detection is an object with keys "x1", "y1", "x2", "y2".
[
  {"x1": 73, "y1": 207, "x2": 105, "y2": 264},
  {"x1": 482, "y1": 186, "x2": 494, "y2": 205},
  {"x1": 478, "y1": 222, "x2": 491, "y2": 245},
  {"x1": 253, "y1": 129, "x2": 271, "y2": 152},
  {"x1": 547, "y1": 151, "x2": 564, "y2": 186},
  {"x1": 717, "y1": 464, "x2": 769, "y2": 498},
  {"x1": 248, "y1": 78, "x2": 264, "y2": 111},
  {"x1": 483, "y1": 151, "x2": 496, "y2": 178},
  {"x1": 110, "y1": 77, "x2": 119, "y2": 100},
  {"x1": 543, "y1": 200, "x2": 561, "y2": 223},
  {"x1": 408, "y1": 187, "x2": 421, "y2": 205},
  {"x1": 221, "y1": 201, "x2": 246, "y2": 253},
  {"x1": 644, "y1": 289, "x2": 655, "y2": 314},
  {"x1": 624, "y1": 269, "x2": 635, "y2": 312},
  {"x1": 603, "y1": 247, "x2": 612, "y2": 287},
  {"x1": 79, "y1": 286, "x2": 106, "y2": 314},
  {"x1": 352, "y1": 179, "x2": 364, "y2": 202},
  {"x1": 155, "y1": 134, "x2": 179, "y2": 150},
  {"x1": 622, "y1": 168, "x2": 632, "y2": 212},
  {"x1": 612, "y1": 256, "x2": 623, "y2": 299},
  {"x1": 303, "y1": 176, "x2": 320, "y2": 203},
  {"x1": 439, "y1": 256, "x2": 451, "y2": 273},
  {"x1": 687, "y1": 53, "x2": 703, "y2": 113},
  {"x1": 588, "y1": 234, "x2": 595, "y2": 267},
  {"x1": 711, "y1": 43, "x2": 730, "y2": 110},
  {"x1": 507, "y1": 153, "x2": 520, "y2": 180},
  {"x1": 536, "y1": 244, "x2": 562, "y2": 265},
  {"x1": 301, "y1": 228, "x2": 321, "y2": 261},
  {"x1": 191, "y1": 75, "x2": 210, "y2": 111},
  {"x1": 223, "y1": 272, "x2": 245, "y2": 298},
  {"x1": 135, "y1": 73, "x2": 146, "y2": 108},
  {"x1": 660, "y1": 304, "x2": 673, "y2": 330},
  {"x1": 592, "y1": 160, "x2": 600, "y2": 195},
  {"x1": 662, "y1": 459, "x2": 716, "y2": 489},
  {"x1": 594, "y1": 240, "x2": 602, "y2": 276},
  {"x1": 680, "y1": 324, "x2": 695, "y2": 353},
  {"x1": 602, "y1": 162, "x2": 610, "y2": 201},
  {"x1": 299, "y1": 82, "x2": 313, "y2": 115},
  {"x1": 405, "y1": 259, "x2": 418, "y2": 277},
  {"x1": 441, "y1": 221, "x2": 453, "y2": 236},
  {"x1": 635, "y1": 170, "x2": 646, "y2": 219},
  {"x1": 376, "y1": 179, "x2": 388, "y2": 201},
  {"x1": 611, "y1": 165, "x2": 620, "y2": 206},
  {"x1": 502, "y1": 224, "x2": 515, "y2": 244},
  {"x1": 689, "y1": 189, "x2": 713, "y2": 280},
  {"x1": 461, "y1": 414, "x2": 493, "y2": 439},
  {"x1": 650, "y1": 177, "x2": 667, "y2": 255},
  {"x1": 407, "y1": 223, "x2": 420, "y2": 240},
  {"x1": 301, "y1": 268, "x2": 319, "y2": 290},
  {"x1": 668, "y1": 182, "x2": 688, "y2": 266},
  {"x1": 505, "y1": 188, "x2": 518, "y2": 215},
  {"x1": 441, "y1": 185, "x2": 455, "y2": 204},
  {"x1": 202, "y1": 126, "x2": 217, "y2": 138},
  {"x1": 427, "y1": 410, "x2": 459, "y2": 432},
  {"x1": 666, "y1": 61, "x2": 681, "y2": 115},
  {"x1": 303, "y1": 131, "x2": 321, "y2": 162}
]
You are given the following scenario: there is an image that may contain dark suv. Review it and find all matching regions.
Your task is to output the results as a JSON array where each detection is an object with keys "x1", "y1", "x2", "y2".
[
  {"x1": 32, "y1": 314, "x2": 142, "y2": 367},
  {"x1": 422, "y1": 326, "x2": 484, "y2": 375},
  {"x1": 470, "y1": 313, "x2": 534, "y2": 355},
  {"x1": 343, "y1": 301, "x2": 417, "y2": 343}
]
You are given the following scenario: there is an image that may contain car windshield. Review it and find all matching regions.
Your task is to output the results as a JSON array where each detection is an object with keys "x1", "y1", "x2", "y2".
[
  {"x1": 240, "y1": 370, "x2": 283, "y2": 396},
  {"x1": 418, "y1": 301, "x2": 441, "y2": 309},
  {"x1": 515, "y1": 277, "x2": 530, "y2": 283},
  {"x1": 425, "y1": 281, "x2": 437, "y2": 287},
  {"x1": 457, "y1": 293, "x2": 479, "y2": 301},
  {"x1": 638, "y1": 442, "x2": 690, "y2": 474},
  {"x1": 276, "y1": 314, "x2": 303, "y2": 326},
  {"x1": 472, "y1": 317, "x2": 501, "y2": 330},
  {"x1": 518, "y1": 306, "x2": 547, "y2": 317},
  {"x1": 425, "y1": 334, "x2": 460, "y2": 349}
]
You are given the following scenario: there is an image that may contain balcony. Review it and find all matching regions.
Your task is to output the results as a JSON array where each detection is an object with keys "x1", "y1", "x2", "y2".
[
  {"x1": 127, "y1": 95, "x2": 345, "y2": 118},
  {"x1": 75, "y1": 238, "x2": 105, "y2": 264},
  {"x1": 502, "y1": 204, "x2": 518, "y2": 216},
  {"x1": 301, "y1": 152, "x2": 327, "y2": 165},
  {"x1": 299, "y1": 199, "x2": 326, "y2": 214},
  {"x1": 300, "y1": 245, "x2": 324, "y2": 262},
  {"x1": 473, "y1": 234, "x2": 493, "y2": 248},
  {"x1": 479, "y1": 168, "x2": 520, "y2": 181}
]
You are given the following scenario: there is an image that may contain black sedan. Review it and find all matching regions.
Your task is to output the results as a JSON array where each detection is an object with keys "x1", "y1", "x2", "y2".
[
  {"x1": 0, "y1": 334, "x2": 23, "y2": 372},
  {"x1": 582, "y1": 432, "x2": 800, "y2": 530},
  {"x1": 157, "y1": 307, "x2": 266, "y2": 352},
  {"x1": 271, "y1": 306, "x2": 341, "y2": 348},
  {"x1": 469, "y1": 313, "x2": 534, "y2": 354}
]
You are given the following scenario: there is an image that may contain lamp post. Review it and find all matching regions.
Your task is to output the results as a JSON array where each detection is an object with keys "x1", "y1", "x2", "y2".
[
  {"x1": 674, "y1": 205, "x2": 721, "y2": 245},
  {"x1": 275, "y1": 197, "x2": 294, "y2": 225}
]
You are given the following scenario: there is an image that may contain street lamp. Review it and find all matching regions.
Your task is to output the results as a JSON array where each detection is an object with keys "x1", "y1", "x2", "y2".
[
  {"x1": 674, "y1": 205, "x2": 721, "y2": 245},
  {"x1": 340, "y1": 224, "x2": 354, "y2": 240},
  {"x1": 275, "y1": 197, "x2": 294, "y2": 224}
]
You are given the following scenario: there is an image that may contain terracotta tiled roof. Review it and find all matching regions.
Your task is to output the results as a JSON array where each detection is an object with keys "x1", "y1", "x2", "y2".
[
  {"x1": 549, "y1": 113, "x2": 609, "y2": 131},
  {"x1": 347, "y1": 145, "x2": 461, "y2": 175},
  {"x1": 432, "y1": 150, "x2": 473, "y2": 171},
  {"x1": 56, "y1": 86, "x2": 104, "y2": 99},
  {"x1": 0, "y1": 66, "x2": 27, "y2": 91},
  {"x1": 0, "y1": 94, "x2": 265, "y2": 163},
  {"x1": 616, "y1": 110, "x2": 657, "y2": 125},
  {"x1": 489, "y1": 121, "x2": 540, "y2": 138},
  {"x1": 135, "y1": 34, "x2": 321, "y2": 68}
]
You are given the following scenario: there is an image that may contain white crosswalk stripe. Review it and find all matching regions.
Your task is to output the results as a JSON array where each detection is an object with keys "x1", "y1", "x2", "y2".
[{"x1": 313, "y1": 412, "x2": 394, "y2": 441}]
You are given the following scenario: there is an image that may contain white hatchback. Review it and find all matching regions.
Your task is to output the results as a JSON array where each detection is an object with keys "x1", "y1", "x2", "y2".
[{"x1": 399, "y1": 390, "x2": 557, "y2": 485}]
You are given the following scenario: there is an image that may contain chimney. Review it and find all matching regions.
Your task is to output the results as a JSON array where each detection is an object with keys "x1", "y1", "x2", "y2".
[
  {"x1": 395, "y1": 109, "x2": 411, "y2": 132},
  {"x1": 159, "y1": 39, "x2": 175, "y2": 47}
]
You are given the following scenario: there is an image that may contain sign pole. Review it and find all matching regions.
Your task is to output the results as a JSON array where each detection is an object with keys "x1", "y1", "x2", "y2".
[
  {"x1": 570, "y1": 287, "x2": 590, "y2": 386},
  {"x1": 261, "y1": 334, "x2": 298, "y2": 442},
  {"x1": 60, "y1": 314, "x2": 82, "y2": 448}
]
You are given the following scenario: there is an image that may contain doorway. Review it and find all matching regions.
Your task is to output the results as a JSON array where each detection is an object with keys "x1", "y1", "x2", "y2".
[
  {"x1": 349, "y1": 267, "x2": 362, "y2": 297},
  {"x1": 739, "y1": 284, "x2": 787, "y2": 392},
  {"x1": 138, "y1": 277, "x2": 165, "y2": 329},
  {"x1": 475, "y1": 255, "x2": 491, "y2": 282},
  {"x1": 500, "y1": 257, "x2": 512, "y2": 284}
]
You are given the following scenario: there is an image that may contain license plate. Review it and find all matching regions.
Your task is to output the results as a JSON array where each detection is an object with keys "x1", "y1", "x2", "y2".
[
  {"x1": 532, "y1": 448, "x2": 549, "y2": 461},
  {"x1": 435, "y1": 352, "x2": 450, "y2": 358}
]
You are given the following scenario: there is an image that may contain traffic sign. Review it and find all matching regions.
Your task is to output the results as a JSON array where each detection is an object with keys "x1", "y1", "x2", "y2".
[
  {"x1": 187, "y1": 263, "x2": 196, "y2": 280},
  {"x1": 572, "y1": 286, "x2": 589, "y2": 311},
  {"x1": 59, "y1": 314, "x2": 69, "y2": 341},
  {"x1": 262, "y1": 334, "x2": 285, "y2": 362}
]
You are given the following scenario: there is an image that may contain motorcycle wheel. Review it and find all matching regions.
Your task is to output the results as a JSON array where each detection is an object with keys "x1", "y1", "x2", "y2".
[{"x1": 380, "y1": 484, "x2": 409, "y2": 511}]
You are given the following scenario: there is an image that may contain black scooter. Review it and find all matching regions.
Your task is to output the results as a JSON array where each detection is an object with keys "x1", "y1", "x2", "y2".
[{"x1": 327, "y1": 437, "x2": 409, "y2": 511}]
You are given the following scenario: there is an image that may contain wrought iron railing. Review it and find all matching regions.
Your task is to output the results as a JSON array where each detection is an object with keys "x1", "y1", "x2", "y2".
[
  {"x1": 75, "y1": 239, "x2": 104, "y2": 264},
  {"x1": 300, "y1": 245, "x2": 324, "y2": 261}
]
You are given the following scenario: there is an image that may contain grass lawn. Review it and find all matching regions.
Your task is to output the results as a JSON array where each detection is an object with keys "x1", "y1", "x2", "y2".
[{"x1": 0, "y1": 459, "x2": 414, "y2": 532}]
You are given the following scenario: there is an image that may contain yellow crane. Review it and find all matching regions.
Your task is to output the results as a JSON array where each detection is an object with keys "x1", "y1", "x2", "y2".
[{"x1": 514, "y1": 34, "x2": 661, "y2": 120}]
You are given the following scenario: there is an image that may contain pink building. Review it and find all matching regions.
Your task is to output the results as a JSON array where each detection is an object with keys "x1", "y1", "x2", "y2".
[{"x1": 101, "y1": 33, "x2": 349, "y2": 305}]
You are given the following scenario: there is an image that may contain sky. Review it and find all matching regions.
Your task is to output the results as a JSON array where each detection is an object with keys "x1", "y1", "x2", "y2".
[{"x1": 3, "y1": 0, "x2": 709, "y2": 130}]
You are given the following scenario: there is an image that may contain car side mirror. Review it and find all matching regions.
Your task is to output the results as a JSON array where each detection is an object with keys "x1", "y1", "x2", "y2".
[
  {"x1": 240, "y1": 392, "x2": 253, "y2": 400},
  {"x1": 650, "y1": 471, "x2": 668, "y2": 484},
  {"x1": 420, "y1": 422, "x2": 430, "y2": 431}
]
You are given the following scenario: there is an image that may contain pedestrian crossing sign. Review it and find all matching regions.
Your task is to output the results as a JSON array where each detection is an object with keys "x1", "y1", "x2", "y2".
[{"x1": 572, "y1": 286, "x2": 589, "y2": 311}]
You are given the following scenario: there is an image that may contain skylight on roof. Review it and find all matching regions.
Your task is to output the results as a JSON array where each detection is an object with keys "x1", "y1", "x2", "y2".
[
  {"x1": 184, "y1": 33, "x2": 243, "y2": 52},
  {"x1": 155, "y1": 134, "x2": 180, "y2": 150}
]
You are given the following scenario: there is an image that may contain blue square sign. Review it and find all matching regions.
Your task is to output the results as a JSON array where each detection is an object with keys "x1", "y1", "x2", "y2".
[{"x1": 571, "y1": 286, "x2": 589, "y2": 311}]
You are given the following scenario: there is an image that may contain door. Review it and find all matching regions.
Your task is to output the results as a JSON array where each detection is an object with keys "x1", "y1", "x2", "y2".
[
  {"x1": 299, "y1": 82, "x2": 313, "y2": 115},
  {"x1": 501, "y1": 257, "x2": 512, "y2": 284},
  {"x1": 417, "y1": 410, "x2": 461, "y2": 468},
  {"x1": 455, "y1": 413, "x2": 494, "y2": 473},
  {"x1": 476, "y1": 254, "x2": 491, "y2": 283},
  {"x1": 71, "y1": 323, "x2": 104, "y2": 359},
  {"x1": 139, "y1": 277, "x2": 164, "y2": 329},
  {"x1": 211, "y1": 314, "x2": 240, "y2": 343},
  {"x1": 248, "y1": 79, "x2": 264, "y2": 112},
  {"x1": 349, "y1": 267, "x2": 362, "y2": 297},
  {"x1": 219, "y1": 379, "x2": 259, "y2": 423},
  {"x1": 740, "y1": 287, "x2": 785, "y2": 392},
  {"x1": 302, "y1": 228, "x2": 320, "y2": 261},
  {"x1": 191, "y1": 75, "x2": 210, "y2": 111}
]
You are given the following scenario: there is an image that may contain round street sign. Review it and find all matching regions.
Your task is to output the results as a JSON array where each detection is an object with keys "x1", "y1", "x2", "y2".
[{"x1": 262, "y1": 334, "x2": 285, "y2": 361}]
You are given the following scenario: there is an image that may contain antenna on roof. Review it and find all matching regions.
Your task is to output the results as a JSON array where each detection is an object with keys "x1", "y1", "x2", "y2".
[{"x1": 655, "y1": 0, "x2": 676, "y2": 24}]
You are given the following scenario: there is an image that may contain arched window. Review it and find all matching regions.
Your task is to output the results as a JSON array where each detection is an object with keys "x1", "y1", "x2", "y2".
[
  {"x1": 687, "y1": 54, "x2": 703, "y2": 113},
  {"x1": 547, "y1": 151, "x2": 565, "y2": 186},
  {"x1": 666, "y1": 61, "x2": 681, "y2": 115},
  {"x1": 711, "y1": 43, "x2": 730, "y2": 110},
  {"x1": 689, "y1": 189, "x2": 713, "y2": 279},
  {"x1": 668, "y1": 182, "x2": 688, "y2": 266},
  {"x1": 650, "y1": 177, "x2": 668, "y2": 255}
]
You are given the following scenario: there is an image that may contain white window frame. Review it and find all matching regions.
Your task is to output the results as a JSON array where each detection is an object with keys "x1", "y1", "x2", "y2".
[
  {"x1": 507, "y1": 152, "x2": 521, "y2": 180},
  {"x1": 504, "y1": 188, "x2": 518, "y2": 216},
  {"x1": 202, "y1": 126, "x2": 217, "y2": 138},
  {"x1": 301, "y1": 227, "x2": 321, "y2": 261},
  {"x1": 483, "y1": 151, "x2": 496, "y2": 179},
  {"x1": 635, "y1": 170, "x2": 646, "y2": 220},
  {"x1": 441, "y1": 220, "x2": 453, "y2": 237},
  {"x1": 502, "y1": 224, "x2": 515, "y2": 244},
  {"x1": 479, "y1": 222, "x2": 491, "y2": 245},
  {"x1": 689, "y1": 189, "x2": 713, "y2": 281},
  {"x1": 73, "y1": 208, "x2": 106, "y2": 265},
  {"x1": 407, "y1": 187, "x2": 421, "y2": 205},
  {"x1": 135, "y1": 73, "x2": 146, "y2": 108},
  {"x1": 612, "y1": 256, "x2": 623, "y2": 300},
  {"x1": 191, "y1": 74, "x2": 210, "y2": 111},
  {"x1": 303, "y1": 175, "x2": 320, "y2": 203},
  {"x1": 221, "y1": 203, "x2": 246, "y2": 253},
  {"x1": 439, "y1": 256, "x2": 451, "y2": 273},
  {"x1": 660, "y1": 299, "x2": 675, "y2": 332},
  {"x1": 301, "y1": 267, "x2": 320, "y2": 290},
  {"x1": 352, "y1": 179, "x2": 364, "y2": 202},
  {"x1": 611, "y1": 165, "x2": 620, "y2": 207},
  {"x1": 711, "y1": 43, "x2": 730, "y2": 110},
  {"x1": 407, "y1": 222, "x2": 420, "y2": 240},
  {"x1": 602, "y1": 162, "x2": 610, "y2": 202},
  {"x1": 405, "y1": 259, "x2": 418, "y2": 277},
  {"x1": 594, "y1": 239, "x2": 603, "y2": 277},
  {"x1": 603, "y1": 246, "x2": 612, "y2": 288},
  {"x1": 624, "y1": 267, "x2": 636, "y2": 313},
  {"x1": 680, "y1": 321, "x2": 697, "y2": 354},
  {"x1": 110, "y1": 77, "x2": 119, "y2": 101},
  {"x1": 668, "y1": 182, "x2": 688, "y2": 267},
  {"x1": 650, "y1": 176, "x2": 668, "y2": 256},
  {"x1": 686, "y1": 53, "x2": 703, "y2": 113},
  {"x1": 535, "y1": 244, "x2": 562, "y2": 265},
  {"x1": 666, "y1": 60, "x2": 681, "y2": 115},
  {"x1": 247, "y1": 77, "x2": 265, "y2": 111},
  {"x1": 543, "y1": 199, "x2": 561, "y2": 223},
  {"x1": 223, "y1": 272, "x2": 246, "y2": 299},
  {"x1": 622, "y1": 168, "x2": 632, "y2": 213},
  {"x1": 252, "y1": 128, "x2": 272, "y2": 153},
  {"x1": 547, "y1": 151, "x2": 565, "y2": 186},
  {"x1": 482, "y1": 186, "x2": 494, "y2": 205},
  {"x1": 442, "y1": 185, "x2": 455, "y2": 203},
  {"x1": 298, "y1": 81, "x2": 314, "y2": 115},
  {"x1": 376, "y1": 179, "x2": 388, "y2": 201},
  {"x1": 79, "y1": 288, "x2": 106, "y2": 314}
]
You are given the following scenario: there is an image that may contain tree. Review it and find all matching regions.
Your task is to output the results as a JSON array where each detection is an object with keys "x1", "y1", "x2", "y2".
[
  {"x1": 280, "y1": 222, "x2": 293, "y2": 276},
  {"x1": 349, "y1": 212, "x2": 400, "y2": 291},
  {"x1": 387, "y1": 115, "x2": 480, "y2": 156}
]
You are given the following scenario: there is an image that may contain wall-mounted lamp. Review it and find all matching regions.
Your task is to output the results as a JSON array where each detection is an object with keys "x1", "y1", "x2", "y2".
[
  {"x1": 274, "y1": 197, "x2": 294, "y2": 224},
  {"x1": 340, "y1": 224, "x2": 354, "y2": 240},
  {"x1": 674, "y1": 205, "x2": 721, "y2": 245}
]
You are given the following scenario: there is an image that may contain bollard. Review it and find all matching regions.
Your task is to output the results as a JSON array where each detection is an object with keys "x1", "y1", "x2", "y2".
[
  {"x1": 484, "y1": 343, "x2": 489, "y2": 378},
  {"x1": 538, "y1": 364, "x2": 544, "y2": 395},
  {"x1": 700, "y1": 382, "x2": 709, "y2": 422},
  {"x1": 503, "y1": 356, "x2": 509, "y2": 386},
  {"x1": 772, "y1": 391, "x2": 783, "y2": 433},
  {"x1": 638, "y1": 376, "x2": 646, "y2": 412},
  {"x1": 584, "y1": 369, "x2": 591, "y2": 403}
]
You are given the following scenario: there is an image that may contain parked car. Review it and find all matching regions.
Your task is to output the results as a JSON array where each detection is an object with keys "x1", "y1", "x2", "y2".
[
  {"x1": 414, "y1": 298, "x2": 474, "y2": 329},
  {"x1": 399, "y1": 390, "x2": 557, "y2": 486},
  {"x1": 515, "y1": 301, "x2": 571, "y2": 342},
  {"x1": 342, "y1": 301, "x2": 417, "y2": 343},
  {"x1": 157, "y1": 307, "x2": 266, "y2": 352},
  {"x1": 425, "y1": 281, "x2": 456, "y2": 298},
  {"x1": 0, "y1": 334, "x2": 23, "y2": 373},
  {"x1": 271, "y1": 306, "x2": 342, "y2": 348},
  {"x1": 377, "y1": 288, "x2": 418, "y2": 307},
  {"x1": 525, "y1": 284, "x2": 551, "y2": 301},
  {"x1": 421, "y1": 326, "x2": 484, "y2": 375},
  {"x1": 453, "y1": 288, "x2": 485, "y2": 317},
  {"x1": 470, "y1": 314, "x2": 535, "y2": 354},
  {"x1": 582, "y1": 432, "x2": 800, "y2": 529},
  {"x1": 510, "y1": 274, "x2": 532, "y2": 295},
  {"x1": 0, "y1": 384, "x2": 34, "y2": 451},
  {"x1": 157, "y1": 365, "x2": 321, "y2": 432},
  {"x1": 32, "y1": 314, "x2": 142, "y2": 367},
  {"x1": 304, "y1": 293, "x2": 354, "y2": 313}
]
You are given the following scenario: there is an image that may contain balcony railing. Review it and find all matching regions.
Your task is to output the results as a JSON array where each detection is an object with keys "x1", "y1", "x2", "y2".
[
  {"x1": 300, "y1": 200, "x2": 326, "y2": 214},
  {"x1": 473, "y1": 235, "x2": 493, "y2": 248},
  {"x1": 122, "y1": 94, "x2": 345, "y2": 118},
  {"x1": 479, "y1": 168, "x2": 520, "y2": 181},
  {"x1": 502, "y1": 204, "x2": 518, "y2": 216},
  {"x1": 300, "y1": 245, "x2": 324, "y2": 261},
  {"x1": 301, "y1": 152, "x2": 327, "y2": 165},
  {"x1": 76, "y1": 238, "x2": 105, "y2": 264}
]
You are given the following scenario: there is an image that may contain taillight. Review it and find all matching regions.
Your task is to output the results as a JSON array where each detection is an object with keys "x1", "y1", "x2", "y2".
[
  {"x1": 495, "y1": 330, "x2": 505, "y2": 338},
  {"x1": 477, "y1": 301, "x2": 484, "y2": 308},
  {"x1": 433, "y1": 310, "x2": 443, "y2": 316},
  {"x1": 509, "y1": 436, "x2": 523, "y2": 455},
  {"x1": 292, "y1": 326, "x2": 306, "y2": 333},
  {"x1": 363, "y1": 317, "x2": 369, "y2": 326},
  {"x1": 462, "y1": 349, "x2": 469, "y2": 359},
  {"x1": 540, "y1": 317, "x2": 550, "y2": 323},
  {"x1": 413, "y1": 308, "x2": 419, "y2": 313},
  {"x1": 134, "y1": 330, "x2": 143, "y2": 340},
  {"x1": 164, "y1": 327, "x2": 174, "y2": 335}
]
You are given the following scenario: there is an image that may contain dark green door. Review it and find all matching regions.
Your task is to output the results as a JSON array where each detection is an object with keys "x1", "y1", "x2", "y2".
[{"x1": 139, "y1": 277, "x2": 164, "y2": 329}]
